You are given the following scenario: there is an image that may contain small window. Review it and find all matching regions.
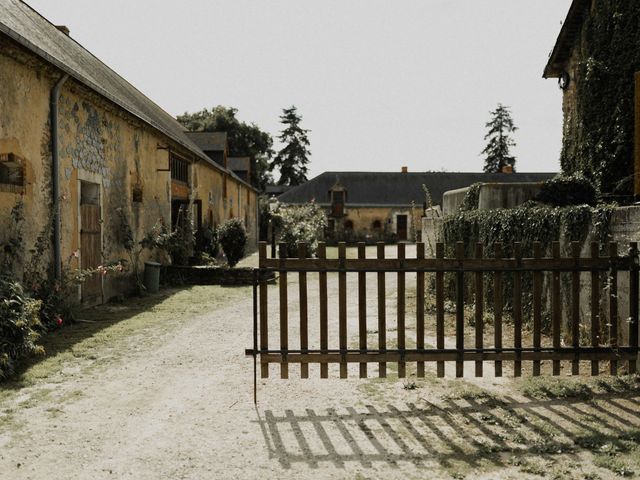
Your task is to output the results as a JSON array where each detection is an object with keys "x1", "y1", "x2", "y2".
[
  {"x1": 170, "y1": 154, "x2": 189, "y2": 184},
  {"x1": 372, "y1": 220, "x2": 382, "y2": 230},
  {"x1": 344, "y1": 220, "x2": 354, "y2": 231},
  {"x1": 0, "y1": 153, "x2": 26, "y2": 193}
]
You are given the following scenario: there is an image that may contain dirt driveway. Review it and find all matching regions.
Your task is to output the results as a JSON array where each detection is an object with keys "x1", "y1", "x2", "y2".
[{"x1": 1, "y1": 246, "x2": 639, "y2": 479}]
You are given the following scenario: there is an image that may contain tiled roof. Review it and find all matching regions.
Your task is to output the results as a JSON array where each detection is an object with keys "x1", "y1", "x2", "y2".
[
  {"x1": 278, "y1": 171, "x2": 557, "y2": 207},
  {"x1": 0, "y1": 0, "x2": 256, "y2": 191},
  {"x1": 543, "y1": 0, "x2": 590, "y2": 78}
]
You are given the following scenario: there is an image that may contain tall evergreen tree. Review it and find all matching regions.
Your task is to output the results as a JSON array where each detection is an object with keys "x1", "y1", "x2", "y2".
[
  {"x1": 481, "y1": 104, "x2": 518, "y2": 173},
  {"x1": 272, "y1": 106, "x2": 311, "y2": 186}
]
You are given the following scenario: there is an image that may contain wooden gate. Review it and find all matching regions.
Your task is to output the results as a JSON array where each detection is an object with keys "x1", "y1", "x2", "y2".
[{"x1": 247, "y1": 240, "x2": 639, "y2": 401}]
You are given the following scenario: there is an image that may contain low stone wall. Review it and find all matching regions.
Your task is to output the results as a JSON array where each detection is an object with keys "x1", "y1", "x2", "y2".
[
  {"x1": 161, "y1": 265, "x2": 275, "y2": 286},
  {"x1": 477, "y1": 182, "x2": 544, "y2": 210},
  {"x1": 442, "y1": 187, "x2": 469, "y2": 216}
]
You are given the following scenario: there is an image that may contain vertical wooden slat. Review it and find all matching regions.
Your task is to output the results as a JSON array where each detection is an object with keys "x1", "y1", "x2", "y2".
[
  {"x1": 318, "y1": 243, "x2": 329, "y2": 378},
  {"x1": 532, "y1": 242, "x2": 542, "y2": 376},
  {"x1": 339, "y1": 242, "x2": 348, "y2": 378},
  {"x1": 259, "y1": 242, "x2": 269, "y2": 378},
  {"x1": 590, "y1": 242, "x2": 600, "y2": 376},
  {"x1": 298, "y1": 243, "x2": 309, "y2": 379},
  {"x1": 397, "y1": 243, "x2": 406, "y2": 378},
  {"x1": 474, "y1": 243, "x2": 484, "y2": 378},
  {"x1": 609, "y1": 242, "x2": 618, "y2": 375},
  {"x1": 494, "y1": 243, "x2": 503, "y2": 377},
  {"x1": 571, "y1": 241, "x2": 581, "y2": 376},
  {"x1": 358, "y1": 242, "x2": 367, "y2": 378},
  {"x1": 377, "y1": 242, "x2": 387, "y2": 378},
  {"x1": 629, "y1": 242, "x2": 639, "y2": 375},
  {"x1": 552, "y1": 241, "x2": 561, "y2": 376},
  {"x1": 416, "y1": 242, "x2": 426, "y2": 378},
  {"x1": 513, "y1": 242, "x2": 523, "y2": 378},
  {"x1": 436, "y1": 243, "x2": 445, "y2": 378},
  {"x1": 279, "y1": 243, "x2": 289, "y2": 379},
  {"x1": 455, "y1": 242, "x2": 465, "y2": 378}
]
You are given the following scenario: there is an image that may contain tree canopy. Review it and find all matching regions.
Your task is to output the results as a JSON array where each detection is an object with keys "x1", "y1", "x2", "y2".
[
  {"x1": 481, "y1": 104, "x2": 517, "y2": 173},
  {"x1": 271, "y1": 106, "x2": 311, "y2": 186},
  {"x1": 177, "y1": 106, "x2": 274, "y2": 190}
]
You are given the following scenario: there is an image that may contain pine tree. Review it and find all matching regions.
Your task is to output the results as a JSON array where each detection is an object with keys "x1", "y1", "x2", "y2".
[
  {"x1": 481, "y1": 104, "x2": 518, "y2": 173},
  {"x1": 272, "y1": 106, "x2": 311, "y2": 186}
]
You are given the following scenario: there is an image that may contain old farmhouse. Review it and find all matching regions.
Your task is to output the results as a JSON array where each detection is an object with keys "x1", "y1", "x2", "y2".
[
  {"x1": 278, "y1": 170, "x2": 555, "y2": 242},
  {"x1": 0, "y1": 0, "x2": 258, "y2": 304}
]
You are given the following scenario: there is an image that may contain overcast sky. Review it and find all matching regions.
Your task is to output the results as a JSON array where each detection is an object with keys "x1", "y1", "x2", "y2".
[{"x1": 28, "y1": 0, "x2": 571, "y2": 179}]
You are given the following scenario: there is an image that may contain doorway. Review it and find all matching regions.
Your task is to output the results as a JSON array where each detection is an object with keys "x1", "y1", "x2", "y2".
[
  {"x1": 80, "y1": 181, "x2": 102, "y2": 304},
  {"x1": 396, "y1": 214, "x2": 408, "y2": 241}
]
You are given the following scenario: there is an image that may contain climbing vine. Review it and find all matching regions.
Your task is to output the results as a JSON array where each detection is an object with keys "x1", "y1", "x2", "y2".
[
  {"x1": 440, "y1": 201, "x2": 614, "y2": 331},
  {"x1": 563, "y1": 1, "x2": 640, "y2": 199}
]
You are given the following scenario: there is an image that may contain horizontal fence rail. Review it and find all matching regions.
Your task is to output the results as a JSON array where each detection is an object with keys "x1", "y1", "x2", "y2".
[{"x1": 247, "y1": 240, "x2": 640, "y2": 389}]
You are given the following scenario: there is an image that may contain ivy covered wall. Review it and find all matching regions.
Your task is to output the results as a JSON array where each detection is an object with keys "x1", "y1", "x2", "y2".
[{"x1": 561, "y1": 1, "x2": 640, "y2": 199}]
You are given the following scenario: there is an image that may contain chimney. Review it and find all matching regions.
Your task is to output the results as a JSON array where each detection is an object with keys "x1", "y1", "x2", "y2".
[
  {"x1": 401, "y1": 166, "x2": 408, "y2": 173},
  {"x1": 501, "y1": 165, "x2": 514, "y2": 174},
  {"x1": 55, "y1": 25, "x2": 70, "y2": 36}
]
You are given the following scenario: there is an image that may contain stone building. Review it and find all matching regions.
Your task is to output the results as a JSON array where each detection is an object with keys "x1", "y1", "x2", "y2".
[
  {"x1": 0, "y1": 0, "x2": 257, "y2": 304},
  {"x1": 543, "y1": 0, "x2": 640, "y2": 198},
  {"x1": 278, "y1": 170, "x2": 554, "y2": 243}
]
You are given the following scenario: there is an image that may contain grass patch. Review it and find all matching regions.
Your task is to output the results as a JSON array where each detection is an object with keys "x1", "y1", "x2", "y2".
[
  {"x1": 0, "y1": 286, "x2": 247, "y2": 392},
  {"x1": 520, "y1": 375, "x2": 640, "y2": 401},
  {"x1": 593, "y1": 455, "x2": 635, "y2": 477}
]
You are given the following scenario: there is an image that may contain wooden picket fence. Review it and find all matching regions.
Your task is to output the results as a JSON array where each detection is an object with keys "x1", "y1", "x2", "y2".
[{"x1": 247, "y1": 240, "x2": 639, "y2": 398}]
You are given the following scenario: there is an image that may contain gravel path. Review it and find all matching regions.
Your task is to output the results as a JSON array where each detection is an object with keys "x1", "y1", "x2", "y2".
[{"x1": 1, "y1": 246, "x2": 639, "y2": 479}]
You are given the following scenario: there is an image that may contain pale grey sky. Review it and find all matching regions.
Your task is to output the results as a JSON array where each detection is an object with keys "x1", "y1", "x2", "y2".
[{"x1": 28, "y1": 0, "x2": 571, "y2": 178}]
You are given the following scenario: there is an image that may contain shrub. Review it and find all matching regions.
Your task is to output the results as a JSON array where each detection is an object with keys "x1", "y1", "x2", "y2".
[
  {"x1": 217, "y1": 219, "x2": 247, "y2": 267},
  {"x1": 195, "y1": 225, "x2": 219, "y2": 259},
  {"x1": 271, "y1": 201, "x2": 327, "y2": 257},
  {"x1": 534, "y1": 174, "x2": 598, "y2": 207},
  {"x1": 0, "y1": 278, "x2": 44, "y2": 379}
]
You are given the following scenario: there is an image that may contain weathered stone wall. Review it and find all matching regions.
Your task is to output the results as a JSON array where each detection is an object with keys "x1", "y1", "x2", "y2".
[
  {"x1": 477, "y1": 183, "x2": 544, "y2": 210},
  {"x1": 0, "y1": 39, "x2": 260, "y2": 302},
  {"x1": 442, "y1": 187, "x2": 469, "y2": 216},
  {"x1": 328, "y1": 206, "x2": 419, "y2": 243}
]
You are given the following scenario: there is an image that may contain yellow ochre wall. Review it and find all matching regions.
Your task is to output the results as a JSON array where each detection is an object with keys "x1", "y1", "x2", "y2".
[{"x1": 0, "y1": 38, "x2": 258, "y2": 302}]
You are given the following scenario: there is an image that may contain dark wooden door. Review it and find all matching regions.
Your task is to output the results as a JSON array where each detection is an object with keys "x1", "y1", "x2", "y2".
[
  {"x1": 81, "y1": 203, "x2": 102, "y2": 304},
  {"x1": 397, "y1": 215, "x2": 408, "y2": 241}
]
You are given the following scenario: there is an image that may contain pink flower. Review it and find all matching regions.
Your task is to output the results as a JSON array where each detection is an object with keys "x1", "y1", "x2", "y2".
[{"x1": 56, "y1": 316, "x2": 63, "y2": 326}]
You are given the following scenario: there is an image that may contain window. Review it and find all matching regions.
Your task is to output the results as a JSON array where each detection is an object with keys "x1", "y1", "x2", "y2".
[
  {"x1": 372, "y1": 220, "x2": 382, "y2": 230},
  {"x1": 344, "y1": 220, "x2": 354, "y2": 231},
  {"x1": 170, "y1": 154, "x2": 189, "y2": 184},
  {"x1": 0, "y1": 153, "x2": 25, "y2": 193},
  {"x1": 331, "y1": 190, "x2": 345, "y2": 217}
]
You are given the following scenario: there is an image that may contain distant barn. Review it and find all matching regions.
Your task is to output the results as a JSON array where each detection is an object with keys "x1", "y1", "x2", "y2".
[{"x1": 278, "y1": 169, "x2": 556, "y2": 242}]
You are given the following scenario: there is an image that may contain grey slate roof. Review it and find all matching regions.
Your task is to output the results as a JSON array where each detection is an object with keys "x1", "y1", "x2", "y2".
[
  {"x1": 278, "y1": 171, "x2": 557, "y2": 207},
  {"x1": 228, "y1": 157, "x2": 251, "y2": 171},
  {"x1": 184, "y1": 132, "x2": 228, "y2": 152},
  {"x1": 0, "y1": 0, "x2": 256, "y2": 191}
]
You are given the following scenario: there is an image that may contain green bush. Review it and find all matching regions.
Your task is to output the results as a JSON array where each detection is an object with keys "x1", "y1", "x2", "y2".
[
  {"x1": 217, "y1": 219, "x2": 247, "y2": 267},
  {"x1": 0, "y1": 278, "x2": 44, "y2": 380},
  {"x1": 534, "y1": 174, "x2": 598, "y2": 207},
  {"x1": 195, "y1": 225, "x2": 219, "y2": 259},
  {"x1": 271, "y1": 201, "x2": 327, "y2": 257}
]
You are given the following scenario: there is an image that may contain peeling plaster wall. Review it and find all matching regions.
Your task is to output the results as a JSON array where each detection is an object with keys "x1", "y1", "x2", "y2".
[{"x1": 0, "y1": 41, "x2": 180, "y2": 303}]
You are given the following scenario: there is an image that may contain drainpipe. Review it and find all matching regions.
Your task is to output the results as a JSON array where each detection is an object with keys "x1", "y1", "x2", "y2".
[{"x1": 50, "y1": 73, "x2": 69, "y2": 282}]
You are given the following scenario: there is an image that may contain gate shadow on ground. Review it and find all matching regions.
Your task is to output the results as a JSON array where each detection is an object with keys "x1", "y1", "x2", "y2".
[{"x1": 256, "y1": 392, "x2": 640, "y2": 470}]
